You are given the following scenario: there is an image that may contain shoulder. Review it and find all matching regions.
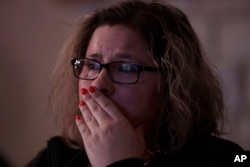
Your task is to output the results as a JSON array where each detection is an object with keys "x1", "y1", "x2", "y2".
[
  {"x1": 26, "y1": 136, "x2": 88, "y2": 167},
  {"x1": 148, "y1": 135, "x2": 244, "y2": 166},
  {"x1": 182, "y1": 136, "x2": 244, "y2": 166},
  {"x1": 186, "y1": 135, "x2": 244, "y2": 152}
]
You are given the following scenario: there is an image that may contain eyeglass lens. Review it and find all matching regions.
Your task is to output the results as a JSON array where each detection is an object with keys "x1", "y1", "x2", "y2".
[{"x1": 73, "y1": 58, "x2": 140, "y2": 84}]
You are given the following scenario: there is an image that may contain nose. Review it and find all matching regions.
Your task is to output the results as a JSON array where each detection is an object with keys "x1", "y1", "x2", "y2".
[{"x1": 91, "y1": 68, "x2": 114, "y2": 95}]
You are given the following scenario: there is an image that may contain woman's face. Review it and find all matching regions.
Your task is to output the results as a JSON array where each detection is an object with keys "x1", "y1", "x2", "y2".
[{"x1": 78, "y1": 24, "x2": 160, "y2": 129}]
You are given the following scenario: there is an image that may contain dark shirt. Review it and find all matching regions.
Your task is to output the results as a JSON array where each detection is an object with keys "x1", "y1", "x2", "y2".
[{"x1": 26, "y1": 135, "x2": 245, "y2": 167}]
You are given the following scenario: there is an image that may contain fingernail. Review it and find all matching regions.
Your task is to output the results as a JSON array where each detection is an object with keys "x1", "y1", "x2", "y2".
[
  {"x1": 80, "y1": 88, "x2": 88, "y2": 95},
  {"x1": 75, "y1": 114, "x2": 82, "y2": 121},
  {"x1": 79, "y1": 101, "x2": 86, "y2": 106},
  {"x1": 89, "y1": 86, "x2": 95, "y2": 93}
]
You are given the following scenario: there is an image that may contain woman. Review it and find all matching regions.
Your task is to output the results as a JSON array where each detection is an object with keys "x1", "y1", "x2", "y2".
[{"x1": 27, "y1": 0, "x2": 243, "y2": 166}]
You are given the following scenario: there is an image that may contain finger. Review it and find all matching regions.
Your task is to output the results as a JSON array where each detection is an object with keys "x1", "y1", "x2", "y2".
[
  {"x1": 79, "y1": 100, "x2": 99, "y2": 130},
  {"x1": 80, "y1": 88, "x2": 114, "y2": 123},
  {"x1": 85, "y1": 96, "x2": 111, "y2": 124},
  {"x1": 75, "y1": 114, "x2": 90, "y2": 136},
  {"x1": 88, "y1": 86, "x2": 126, "y2": 120}
]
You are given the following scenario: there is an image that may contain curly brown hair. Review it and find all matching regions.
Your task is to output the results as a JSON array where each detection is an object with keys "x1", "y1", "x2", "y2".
[{"x1": 48, "y1": 0, "x2": 225, "y2": 153}]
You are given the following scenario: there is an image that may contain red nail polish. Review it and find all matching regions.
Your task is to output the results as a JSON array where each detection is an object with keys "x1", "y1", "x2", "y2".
[
  {"x1": 79, "y1": 101, "x2": 86, "y2": 106},
  {"x1": 80, "y1": 88, "x2": 88, "y2": 95},
  {"x1": 89, "y1": 86, "x2": 95, "y2": 93},
  {"x1": 75, "y1": 114, "x2": 81, "y2": 121}
]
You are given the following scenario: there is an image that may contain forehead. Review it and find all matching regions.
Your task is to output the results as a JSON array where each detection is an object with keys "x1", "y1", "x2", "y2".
[{"x1": 85, "y1": 24, "x2": 152, "y2": 63}]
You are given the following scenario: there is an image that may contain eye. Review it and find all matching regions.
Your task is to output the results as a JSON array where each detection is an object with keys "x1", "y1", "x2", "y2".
[
  {"x1": 86, "y1": 62, "x2": 100, "y2": 70},
  {"x1": 118, "y1": 63, "x2": 138, "y2": 73}
]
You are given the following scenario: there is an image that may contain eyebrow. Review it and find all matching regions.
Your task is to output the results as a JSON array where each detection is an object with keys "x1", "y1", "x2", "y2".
[
  {"x1": 86, "y1": 53, "x2": 102, "y2": 59},
  {"x1": 86, "y1": 53, "x2": 133, "y2": 60}
]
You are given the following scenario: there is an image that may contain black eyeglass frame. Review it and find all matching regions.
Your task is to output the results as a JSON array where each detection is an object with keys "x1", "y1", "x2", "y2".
[{"x1": 71, "y1": 57, "x2": 158, "y2": 84}]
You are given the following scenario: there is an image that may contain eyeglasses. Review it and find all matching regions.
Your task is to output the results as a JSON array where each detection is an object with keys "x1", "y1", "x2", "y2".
[{"x1": 71, "y1": 57, "x2": 158, "y2": 84}]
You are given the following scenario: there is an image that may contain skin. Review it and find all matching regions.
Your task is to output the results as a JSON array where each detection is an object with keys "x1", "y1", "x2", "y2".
[{"x1": 75, "y1": 25, "x2": 161, "y2": 167}]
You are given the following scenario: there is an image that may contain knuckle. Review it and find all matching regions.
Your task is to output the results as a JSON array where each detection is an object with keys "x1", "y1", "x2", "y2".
[
  {"x1": 85, "y1": 115, "x2": 93, "y2": 123},
  {"x1": 80, "y1": 127, "x2": 88, "y2": 134},
  {"x1": 103, "y1": 100, "x2": 110, "y2": 108},
  {"x1": 92, "y1": 105, "x2": 101, "y2": 112}
]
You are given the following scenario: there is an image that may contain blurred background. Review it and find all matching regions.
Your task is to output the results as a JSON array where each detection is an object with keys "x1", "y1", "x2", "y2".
[{"x1": 0, "y1": 0, "x2": 249, "y2": 166}]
